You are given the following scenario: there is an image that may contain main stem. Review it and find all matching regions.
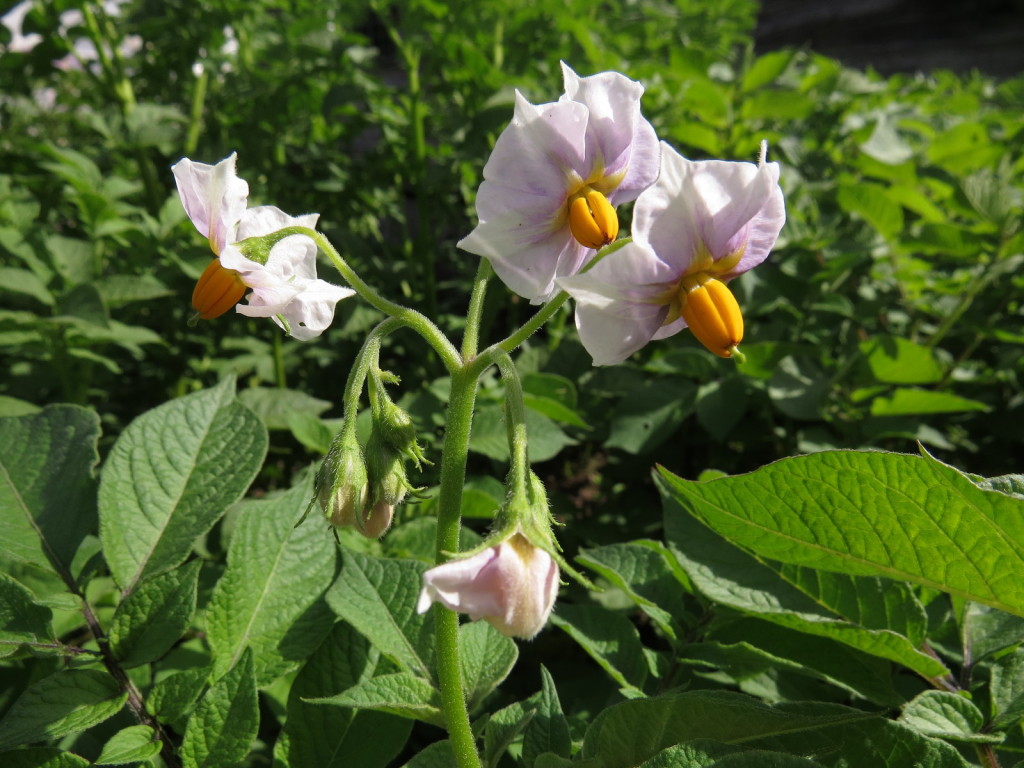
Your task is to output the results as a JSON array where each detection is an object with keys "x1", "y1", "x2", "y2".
[{"x1": 433, "y1": 365, "x2": 483, "y2": 768}]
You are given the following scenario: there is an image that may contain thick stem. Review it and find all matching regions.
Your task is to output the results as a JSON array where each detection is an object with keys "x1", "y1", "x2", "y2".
[{"x1": 432, "y1": 366, "x2": 484, "y2": 768}]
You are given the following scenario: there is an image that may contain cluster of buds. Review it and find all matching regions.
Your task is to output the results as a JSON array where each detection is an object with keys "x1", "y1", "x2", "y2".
[{"x1": 314, "y1": 371, "x2": 428, "y2": 539}]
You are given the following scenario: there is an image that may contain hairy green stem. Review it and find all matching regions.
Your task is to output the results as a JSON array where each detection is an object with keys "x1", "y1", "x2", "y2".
[
  {"x1": 462, "y1": 259, "x2": 493, "y2": 360},
  {"x1": 496, "y1": 292, "x2": 570, "y2": 354},
  {"x1": 340, "y1": 318, "x2": 406, "y2": 434},
  {"x1": 293, "y1": 228, "x2": 462, "y2": 373},
  {"x1": 493, "y1": 351, "x2": 529, "y2": 491},
  {"x1": 433, "y1": 366, "x2": 483, "y2": 768}
]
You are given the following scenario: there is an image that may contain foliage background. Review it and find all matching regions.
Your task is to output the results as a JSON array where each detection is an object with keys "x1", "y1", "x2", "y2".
[{"x1": 1, "y1": 0, "x2": 1023, "y2": 766}]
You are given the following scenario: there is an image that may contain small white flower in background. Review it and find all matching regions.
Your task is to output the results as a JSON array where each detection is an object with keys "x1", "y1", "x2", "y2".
[
  {"x1": 416, "y1": 532, "x2": 560, "y2": 639},
  {"x1": 458, "y1": 62, "x2": 659, "y2": 303},
  {"x1": 559, "y1": 141, "x2": 786, "y2": 364},
  {"x1": 2, "y1": 1, "x2": 42, "y2": 53},
  {"x1": 172, "y1": 153, "x2": 354, "y2": 340}
]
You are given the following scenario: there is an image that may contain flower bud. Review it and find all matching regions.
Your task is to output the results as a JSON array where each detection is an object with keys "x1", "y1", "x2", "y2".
[
  {"x1": 315, "y1": 433, "x2": 368, "y2": 528},
  {"x1": 192, "y1": 258, "x2": 246, "y2": 319},
  {"x1": 373, "y1": 396, "x2": 428, "y2": 469},
  {"x1": 568, "y1": 188, "x2": 618, "y2": 249},
  {"x1": 678, "y1": 274, "x2": 744, "y2": 359},
  {"x1": 361, "y1": 501, "x2": 394, "y2": 539},
  {"x1": 416, "y1": 531, "x2": 559, "y2": 639},
  {"x1": 364, "y1": 429, "x2": 412, "y2": 509}
]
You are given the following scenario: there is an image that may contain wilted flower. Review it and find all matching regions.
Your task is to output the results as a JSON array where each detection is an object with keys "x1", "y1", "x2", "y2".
[
  {"x1": 558, "y1": 141, "x2": 785, "y2": 364},
  {"x1": 416, "y1": 532, "x2": 559, "y2": 639},
  {"x1": 458, "y1": 62, "x2": 659, "y2": 303},
  {"x1": 1, "y1": 1, "x2": 42, "y2": 53},
  {"x1": 172, "y1": 152, "x2": 353, "y2": 340}
]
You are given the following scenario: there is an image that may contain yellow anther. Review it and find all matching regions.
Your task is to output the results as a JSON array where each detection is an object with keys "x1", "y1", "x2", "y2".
[
  {"x1": 192, "y1": 258, "x2": 247, "y2": 320},
  {"x1": 568, "y1": 188, "x2": 618, "y2": 249},
  {"x1": 679, "y1": 276, "x2": 744, "y2": 359}
]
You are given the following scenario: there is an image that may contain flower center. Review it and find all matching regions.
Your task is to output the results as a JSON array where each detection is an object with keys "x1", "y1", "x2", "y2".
[
  {"x1": 191, "y1": 258, "x2": 247, "y2": 320},
  {"x1": 567, "y1": 187, "x2": 618, "y2": 250},
  {"x1": 677, "y1": 274, "x2": 744, "y2": 359}
]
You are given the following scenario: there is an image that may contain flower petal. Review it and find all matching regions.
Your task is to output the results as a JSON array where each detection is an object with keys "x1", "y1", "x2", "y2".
[
  {"x1": 172, "y1": 153, "x2": 249, "y2": 255},
  {"x1": 236, "y1": 206, "x2": 318, "y2": 241},
  {"x1": 558, "y1": 241, "x2": 676, "y2": 365}
]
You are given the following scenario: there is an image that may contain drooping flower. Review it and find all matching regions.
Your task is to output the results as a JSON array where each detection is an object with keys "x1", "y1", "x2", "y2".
[
  {"x1": 172, "y1": 153, "x2": 353, "y2": 340},
  {"x1": 416, "y1": 531, "x2": 560, "y2": 639},
  {"x1": 558, "y1": 141, "x2": 786, "y2": 364},
  {"x1": 458, "y1": 62, "x2": 659, "y2": 303}
]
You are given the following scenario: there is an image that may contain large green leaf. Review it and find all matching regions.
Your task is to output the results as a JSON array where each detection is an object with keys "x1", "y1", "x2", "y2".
[
  {"x1": 581, "y1": 691, "x2": 970, "y2": 768},
  {"x1": 205, "y1": 477, "x2": 337, "y2": 685},
  {"x1": 662, "y1": 485, "x2": 943, "y2": 678},
  {"x1": 898, "y1": 690, "x2": 1001, "y2": 743},
  {"x1": 325, "y1": 550, "x2": 434, "y2": 679},
  {"x1": 0, "y1": 405, "x2": 100, "y2": 579},
  {"x1": 181, "y1": 649, "x2": 258, "y2": 768},
  {"x1": 550, "y1": 603, "x2": 649, "y2": 696},
  {"x1": 99, "y1": 377, "x2": 267, "y2": 593},
  {"x1": 273, "y1": 623, "x2": 412, "y2": 768},
  {"x1": 0, "y1": 668, "x2": 127, "y2": 749},
  {"x1": 658, "y1": 450, "x2": 1024, "y2": 617},
  {"x1": 313, "y1": 672, "x2": 442, "y2": 725},
  {"x1": 460, "y1": 620, "x2": 518, "y2": 711},
  {"x1": 521, "y1": 666, "x2": 572, "y2": 766}
]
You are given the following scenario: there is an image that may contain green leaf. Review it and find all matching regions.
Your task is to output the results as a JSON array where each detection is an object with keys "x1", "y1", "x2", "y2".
[
  {"x1": 522, "y1": 665, "x2": 572, "y2": 766},
  {"x1": 149, "y1": 667, "x2": 209, "y2": 732},
  {"x1": 273, "y1": 622, "x2": 412, "y2": 768},
  {"x1": 460, "y1": 620, "x2": 518, "y2": 711},
  {"x1": 0, "y1": 405, "x2": 100, "y2": 578},
  {"x1": 206, "y1": 478, "x2": 337, "y2": 685},
  {"x1": 581, "y1": 691, "x2": 970, "y2": 768},
  {"x1": 326, "y1": 550, "x2": 434, "y2": 678},
  {"x1": 523, "y1": 372, "x2": 588, "y2": 428},
  {"x1": 109, "y1": 559, "x2": 201, "y2": 668},
  {"x1": 696, "y1": 378, "x2": 747, "y2": 441},
  {"x1": 684, "y1": 620, "x2": 901, "y2": 706},
  {"x1": 312, "y1": 672, "x2": 442, "y2": 725},
  {"x1": 402, "y1": 741, "x2": 455, "y2": 767},
  {"x1": 741, "y1": 50, "x2": 795, "y2": 92},
  {"x1": 0, "y1": 396, "x2": 41, "y2": 418},
  {"x1": 484, "y1": 699, "x2": 536, "y2": 768},
  {"x1": 94, "y1": 724, "x2": 162, "y2": 765},
  {"x1": 99, "y1": 377, "x2": 268, "y2": 593},
  {"x1": 576, "y1": 540, "x2": 692, "y2": 641},
  {"x1": 0, "y1": 748, "x2": 91, "y2": 767},
  {"x1": 550, "y1": 603, "x2": 648, "y2": 695},
  {"x1": 657, "y1": 450, "x2": 1024, "y2": 617},
  {"x1": 93, "y1": 274, "x2": 174, "y2": 306},
  {"x1": 236, "y1": 387, "x2": 333, "y2": 430},
  {"x1": 0, "y1": 668, "x2": 127, "y2": 749},
  {"x1": 638, "y1": 741, "x2": 824, "y2": 768},
  {"x1": 663, "y1": 485, "x2": 942, "y2": 678},
  {"x1": 181, "y1": 649, "x2": 258, "y2": 768},
  {"x1": 837, "y1": 182, "x2": 904, "y2": 237},
  {"x1": 869, "y1": 388, "x2": 990, "y2": 416},
  {"x1": 768, "y1": 357, "x2": 828, "y2": 420},
  {"x1": 469, "y1": 405, "x2": 576, "y2": 462},
  {"x1": 0, "y1": 267, "x2": 54, "y2": 306},
  {"x1": 898, "y1": 690, "x2": 1000, "y2": 743},
  {"x1": 860, "y1": 336, "x2": 944, "y2": 384},
  {"x1": 989, "y1": 649, "x2": 1024, "y2": 729},
  {"x1": 0, "y1": 572, "x2": 54, "y2": 658},
  {"x1": 606, "y1": 380, "x2": 697, "y2": 454}
]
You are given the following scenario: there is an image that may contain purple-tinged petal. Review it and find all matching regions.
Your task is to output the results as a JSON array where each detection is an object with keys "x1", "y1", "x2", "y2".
[
  {"x1": 558, "y1": 241, "x2": 677, "y2": 365},
  {"x1": 611, "y1": 117, "x2": 660, "y2": 204},
  {"x1": 172, "y1": 153, "x2": 248, "y2": 255},
  {"x1": 722, "y1": 163, "x2": 786, "y2": 277}
]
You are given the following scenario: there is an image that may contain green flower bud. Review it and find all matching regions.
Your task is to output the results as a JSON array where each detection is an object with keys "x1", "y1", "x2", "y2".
[
  {"x1": 365, "y1": 428, "x2": 412, "y2": 508},
  {"x1": 315, "y1": 430, "x2": 368, "y2": 528},
  {"x1": 370, "y1": 378, "x2": 429, "y2": 469}
]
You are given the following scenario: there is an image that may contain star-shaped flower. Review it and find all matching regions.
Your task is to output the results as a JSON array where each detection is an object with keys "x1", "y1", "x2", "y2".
[
  {"x1": 458, "y1": 63, "x2": 659, "y2": 303},
  {"x1": 559, "y1": 141, "x2": 786, "y2": 364}
]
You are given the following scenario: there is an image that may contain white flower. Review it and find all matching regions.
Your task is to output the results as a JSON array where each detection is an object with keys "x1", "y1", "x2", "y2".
[
  {"x1": 172, "y1": 153, "x2": 353, "y2": 340},
  {"x1": 559, "y1": 141, "x2": 786, "y2": 364},
  {"x1": 2, "y1": 1, "x2": 42, "y2": 53},
  {"x1": 458, "y1": 63, "x2": 659, "y2": 303},
  {"x1": 417, "y1": 532, "x2": 560, "y2": 639}
]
